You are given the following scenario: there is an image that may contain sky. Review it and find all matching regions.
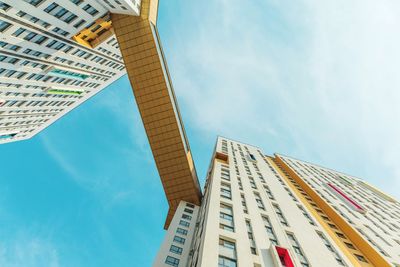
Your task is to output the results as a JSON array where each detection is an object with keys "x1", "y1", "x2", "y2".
[{"x1": 1, "y1": 0, "x2": 400, "y2": 266}]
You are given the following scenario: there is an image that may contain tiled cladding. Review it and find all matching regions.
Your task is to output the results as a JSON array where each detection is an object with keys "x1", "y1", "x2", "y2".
[{"x1": 111, "y1": 0, "x2": 201, "y2": 229}]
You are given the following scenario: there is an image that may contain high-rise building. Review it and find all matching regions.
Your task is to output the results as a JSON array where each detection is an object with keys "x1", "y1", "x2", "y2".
[
  {"x1": 1, "y1": 0, "x2": 200, "y2": 235},
  {"x1": 0, "y1": 0, "x2": 141, "y2": 143},
  {"x1": 3, "y1": 2, "x2": 399, "y2": 266},
  {"x1": 155, "y1": 137, "x2": 400, "y2": 267}
]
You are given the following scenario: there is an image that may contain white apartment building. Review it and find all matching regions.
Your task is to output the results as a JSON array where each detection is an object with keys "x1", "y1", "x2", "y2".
[
  {"x1": 154, "y1": 137, "x2": 400, "y2": 267},
  {"x1": 0, "y1": 0, "x2": 141, "y2": 143}
]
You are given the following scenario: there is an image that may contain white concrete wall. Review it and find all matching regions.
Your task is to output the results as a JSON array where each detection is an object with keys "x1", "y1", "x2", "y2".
[{"x1": 153, "y1": 201, "x2": 199, "y2": 267}]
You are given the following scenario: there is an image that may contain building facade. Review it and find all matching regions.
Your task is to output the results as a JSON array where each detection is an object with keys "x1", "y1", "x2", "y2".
[
  {"x1": 0, "y1": 0, "x2": 141, "y2": 143},
  {"x1": 155, "y1": 137, "x2": 400, "y2": 267}
]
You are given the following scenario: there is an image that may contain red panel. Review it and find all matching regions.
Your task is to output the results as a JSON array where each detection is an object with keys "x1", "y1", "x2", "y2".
[
  {"x1": 327, "y1": 183, "x2": 365, "y2": 212},
  {"x1": 275, "y1": 246, "x2": 295, "y2": 267}
]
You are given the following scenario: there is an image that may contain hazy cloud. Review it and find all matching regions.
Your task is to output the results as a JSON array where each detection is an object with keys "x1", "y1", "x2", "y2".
[{"x1": 161, "y1": 0, "x2": 400, "y2": 199}]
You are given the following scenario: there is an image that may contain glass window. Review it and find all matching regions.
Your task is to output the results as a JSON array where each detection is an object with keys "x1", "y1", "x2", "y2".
[
  {"x1": 273, "y1": 204, "x2": 289, "y2": 226},
  {"x1": 182, "y1": 214, "x2": 192, "y2": 220},
  {"x1": 262, "y1": 216, "x2": 279, "y2": 245},
  {"x1": 173, "y1": 235, "x2": 185, "y2": 245},
  {"x1": 354, "y1": 254, "x2": 368, "y2": 263},
  {"x1": 179, "y1": 220, "x2": 189, "y2": 227},
  {"x1": 254, "y1": 192, "x2": 265, "y2": 210},
  {"x1": 22, "y1": 0, "x2": 44, "y2": 6},
  {"x1": 184, "y1": 208, "x2": 193, "y2": 214},
  {"x1": 165, "y1": 256, "x2": 179, "y2": 267},
  {"x1": 186, "y1": 203, "x2": 195, "y2": 208},
  {"x1": 218, "y1": 256, "x2": 237, "y2": 267},
  {"x1": 219, "y1": 239, "x2": 235, "y2": 250},
  {"x1": 0, "y1": 1, "x2": 11, "y2": 11},
  {"x1": 170, "y1": 245, "x2": 183, "y2": 255},
  {"x1": 0, "y1": 20, "x2": 11, "y2": 32},
  {"x1": 176, "y1": 228, "x2": 187, "y2": 236},
  {"x1": 220, "y1": 205, "x2": 234, "y2": 232},
  {"x1": 316, "y1": 231, "x2": 346, "y2": 266},
  {"x1": 286, "y1": 232, "x2": 309, "y2": 266},
  {"x1": 82, "y1": 4, "x2": 99, "y2": 16},
  {"x1": 220, "y1": 183, "x2": 232, "y2": 199}
]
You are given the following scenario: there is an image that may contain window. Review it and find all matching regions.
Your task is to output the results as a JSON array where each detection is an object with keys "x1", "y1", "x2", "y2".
[
  {"x1": 74, "y1": 19, "x2": 86, "y2": 28},
  {"x1": 220, "y1": 183, "x2": 232, "y2": 199},
  {"x1": 52, "y1": 27, "x2": 69, "y2": 36},
  {"x1": 246, "y1": 220, "x2": 257, "y2": 255},
  {"x1": 286, "y1": 232, "x2": 309, "y2": 266},
  {"x1": 264, "y1": 185, "x2": 275, "y2": 200},
  {"x1": 328, "y1": 223, "x2": 338, "y2": 230},
  {"x1": 220, "y1": 204, "x2": 234, "y2": 232},
  {"x1": 170, "y1": 245, "x2": 183, "y2": 255},
  {"x1": 354, "y1": 254, "x2": 368, "y2": 263},
  {"x1": 262, "y1": 216, "x2": 278, "y2": 245},
  {"x1": 173, "y1": 236, "x2": 185, "y2": 245},
  {"x1": 297, "y1": 205, "x2": 315, "y2": 225},
  {"x1": 186, "y1": 203, "x2": 195, "y2": 208},
  {"x1": 357, "y1": 227, "x2": 389, "y2": 257},
  {"x1": 221, "y1": 167, "x2": 230, "y2": 181},
  {"x1": 344, "y1": 242, "x2": 355, "y2": 249},
  {"x1": 70, "y1": 0, "x2": 83, "y2": 5},
  {"x1": 184, "y1": 208, "x2": 193, "y2": 214},
  {"x1": 176, "y1": 228, "x2": 187, "y2": 236},
  {"x1": 321, "y1": 215, "x2": 330, "y2": 221},
  {"x1": 0, "y1": 20, "x2": 11, "y2": 32},
  {"x1": 22, "y1": 0, "x2": 44, "y2": 6},
  {"x1": 219, "y1": 238, "x2": 237, "y2": 266},
  {"x1": 316, "y1": 231, "x2": 346, "y2": 266},
  {"x1": 179, "y1": 220, "x2": 189, "y2": 227},
  {"x1": 23, "y1": 48, "x2": 51, "y2": 59},
  {"x1": 336, "y1": 232, "x2": 345, "y2": 239},
  {"x1": 16, "y1": 11, "x2": 50, "y2": 28},
  {"x1": 273, "y1": 204, "x2": 289, "y2": 226},
  {"x1": 182, "y1": 214, "x2": 192, "y2": 221},
  {"x1": 219, "y1": 238, "x2": 236, "y2": 253},
  {"x1": 83, "y1": 4, "x2": 99, "y2": 16},
  {"x1": 218, "y1": 256, "x2": 237, "y2": 267},
  {"x1": 249, "y1": 177, "x2": 257, "y2": 189},
  {"x1": 284, "y1": 187, "x2": 298, "y2": 202},
  {"x1": 44, "y1": 3, "x2": 78, "y2": 24},
  {"x1": 0, "y1": 2, "x2": 11, "y2": 11},
  {"x1": 254, "y1": 192, "x2": 265, "y2": 210},
  {"x1": 240, "y1": 194, "x2": 248, "y2": 214},
  {"x1": 165, "y1": 256, "x2": 179, "y2": 267},
  {"x1": 12, "y1": 28, "x2": 26, "y2": 37}
]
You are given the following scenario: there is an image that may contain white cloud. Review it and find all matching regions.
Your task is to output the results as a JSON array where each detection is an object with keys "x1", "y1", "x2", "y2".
[
  {"x1": 0, "y1": 234, "x2": 59, "y2": 267},
  {"x1": 162, "y1": 0, "x2": 400, "y2": 199}
]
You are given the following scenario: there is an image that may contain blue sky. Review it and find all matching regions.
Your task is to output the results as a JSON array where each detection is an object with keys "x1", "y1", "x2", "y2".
[{"x1": 1, "y1": 0, "x2": 400, "y2": 266}]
